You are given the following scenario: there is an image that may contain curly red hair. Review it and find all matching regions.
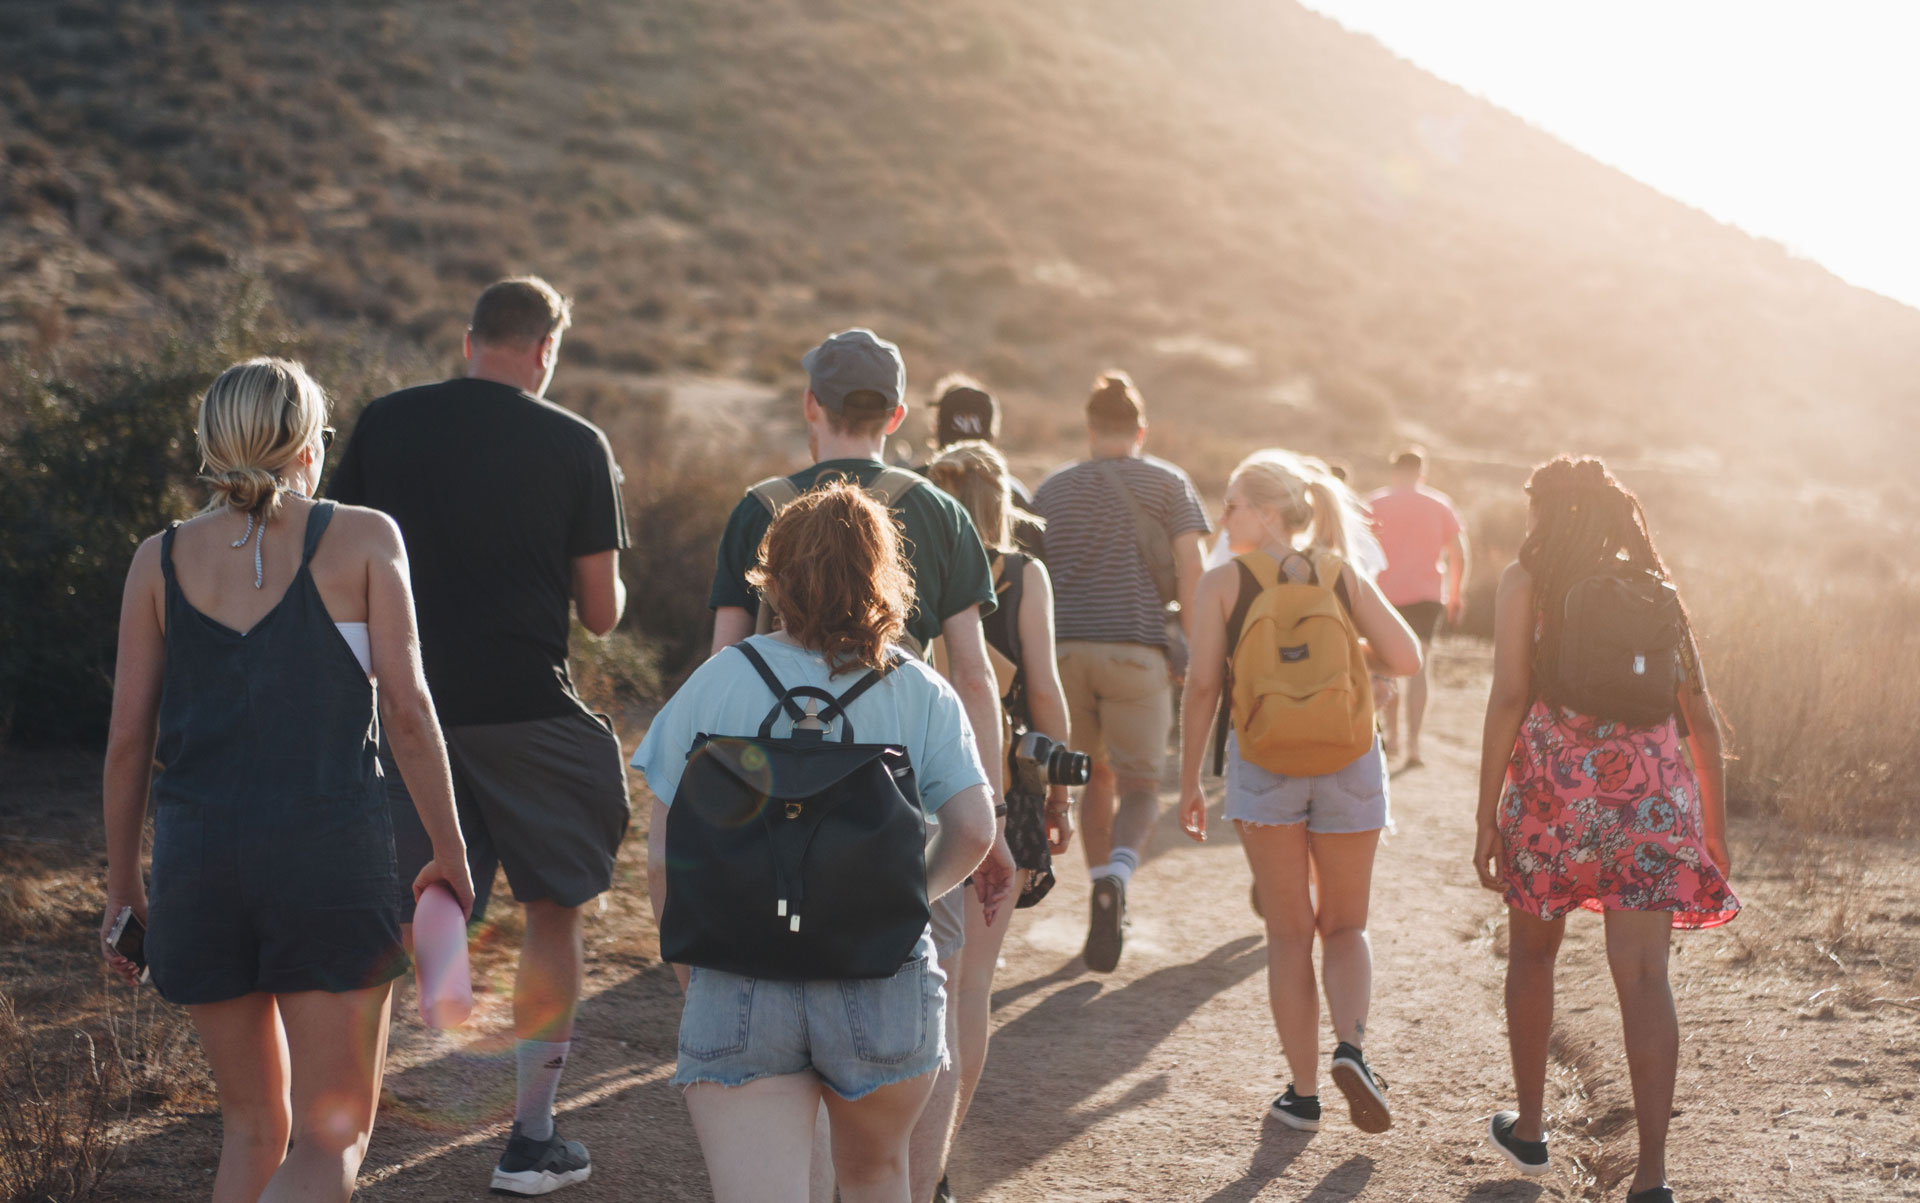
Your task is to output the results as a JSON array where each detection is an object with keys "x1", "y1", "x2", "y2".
[{"x1": 748, "y1": 480, "x2": 913, "y2": 675}]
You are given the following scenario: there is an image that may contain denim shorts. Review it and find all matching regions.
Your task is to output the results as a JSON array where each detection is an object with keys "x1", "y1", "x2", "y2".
[
  {"x1": 1222, "y1": 734, "x2": 1391, "y2": 834},
  {"x1": 672, "y1": 931, "x2": 948, "y2": 1101}
]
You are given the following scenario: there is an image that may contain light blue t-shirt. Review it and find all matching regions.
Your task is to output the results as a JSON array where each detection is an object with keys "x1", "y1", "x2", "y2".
[{"x1": 631, "y1": 636, "x2": 987, "y2": 813}]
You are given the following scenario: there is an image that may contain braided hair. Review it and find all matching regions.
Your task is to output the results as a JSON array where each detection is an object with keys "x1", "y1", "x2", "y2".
[{"x1": 1518, "y1": 456, "x2": 1696, "y2": 696}]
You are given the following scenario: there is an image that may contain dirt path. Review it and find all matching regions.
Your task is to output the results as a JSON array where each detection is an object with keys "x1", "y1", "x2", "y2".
[{"x1": 91, "y1": 651, "x2": 1917, "y2": 1201}]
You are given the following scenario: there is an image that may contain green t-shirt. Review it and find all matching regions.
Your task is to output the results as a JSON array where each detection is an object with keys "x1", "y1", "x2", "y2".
[{"x1": 709, "y1": 458, "x2": 996, "y2": 649}]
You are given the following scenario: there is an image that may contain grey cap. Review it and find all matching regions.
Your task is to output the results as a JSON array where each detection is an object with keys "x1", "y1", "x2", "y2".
[{"x1": 801, "y1": 328, "x2": 905, "y2": 412}]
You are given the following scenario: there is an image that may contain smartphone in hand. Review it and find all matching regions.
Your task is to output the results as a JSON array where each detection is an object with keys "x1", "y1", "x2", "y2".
[{"x1": 107, "y1": 906, "x2": 151, "y2": 984}]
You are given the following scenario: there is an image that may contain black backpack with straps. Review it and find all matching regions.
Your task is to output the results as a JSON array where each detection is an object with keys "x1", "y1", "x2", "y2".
[
  {"x1": 1544, "y1": 567, "x2": 1686, "y2": 727},
  {"x1": 660, "y1": 643, "x2": 931, "y2": 980}
]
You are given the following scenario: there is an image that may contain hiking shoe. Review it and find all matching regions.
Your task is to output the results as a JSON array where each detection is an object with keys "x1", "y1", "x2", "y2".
[
  {"x1": 1624, "y1": 1190, "x2": 1675, "y2": 1203},
  {"x1": 1487, "y1": 1111, "x2": 1550, "y2": 1176},
  {"x1": 1268, "y1": 1085, "x2": 1321, "y2": 1131},
  {"x1": 1084, "y1": 874, "x2": 1126, "y2": 973},
  {"x1": 490, "y1": 1123, "x2": 591, "y2": 1195},
  {"x1": 1329, "y1": 1042, "x2": 1391, "y2": 1133}
]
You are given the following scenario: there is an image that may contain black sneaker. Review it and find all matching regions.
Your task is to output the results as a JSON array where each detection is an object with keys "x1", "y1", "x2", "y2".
[
  {"x1": 1329, "y1": 1042, "x2": 1391, "y2": 1133},
  {"x1": 1487, "y1": 1110, "x2": 1550, "y2": 1176},
  {"x1": 1624, "y1": 1189, "x2": 1675, "y2": 1203},
  {"x1": 490, "y1": 1122, "x2": 592, "y2": 1196},
  {"x1": 1084, "y1": 874, "x2": 1126, "y2": 973},
  {"x1": 1268, "y1": 1085, "x2": 1322, "y2": 1131}
]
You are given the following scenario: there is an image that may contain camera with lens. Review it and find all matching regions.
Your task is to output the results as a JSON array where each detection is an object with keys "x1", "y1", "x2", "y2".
[{"x1": 1012, "y1": 730, "x2": 1091, "y2": 797}]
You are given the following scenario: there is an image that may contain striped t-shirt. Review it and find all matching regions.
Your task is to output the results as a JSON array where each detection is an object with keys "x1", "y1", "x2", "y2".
[{"x1": 1034, "y1": 455, "x2": 1211, "y2": 647}]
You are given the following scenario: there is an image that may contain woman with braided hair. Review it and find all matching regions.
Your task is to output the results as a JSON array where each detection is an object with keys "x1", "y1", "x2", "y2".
[{"x1": 1474, "y1": 456, "x2": 1736, "y2": 1202}]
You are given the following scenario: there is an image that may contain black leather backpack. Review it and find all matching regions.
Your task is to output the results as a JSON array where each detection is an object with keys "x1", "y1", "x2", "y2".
[
  {"x1": 1546, "y1": 568, "x2": 1685, "y2": 727},
  {"x1": 660, "y1": 643, "x2": 930, "y2": 980}
]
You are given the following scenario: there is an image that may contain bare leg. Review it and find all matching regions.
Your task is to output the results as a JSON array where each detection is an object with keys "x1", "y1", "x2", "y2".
[
  {"x1": 953, "y1": 880, "x2": 1015, "y2": 1133},
  {"x1": 516, "y1": 899, "x2": 584, "y2": 1043},
  {"x1": 1108, "y1": 775, "x2": 1160, "y2": 861},
  {"x1": 261, "y1": 984, "x2": 395, "y2": 1202},
  {"x1": 1078, "y1": 763, "x2": 1117, "y2": 870},
  {"x1": 686, "y1": 1073, "x2": 823, "y2": 1203},
  {"x1": 1403, "y1": 646, "x2": 1432, "y2": 765},
  {"x1": 190, "y1": 994, "x2": 292, "y2": 1203},
  {"x1": 1239, "y1": 820, "x2": 1320, "y2": 1094},
  {"x1": 1605, "y1": 909, "x2": 1677, "y2": 1195},
  {"x1": 907, "y1": 955, "x2": 962, "y2": 1203},
  {"x1": 1306, "y1": 830, "x2": 1380, "y2": 1047},
  {"x1": 807, "y1": 1103, "x2": 836, "y2": 1203},
  {"x1": 1504, "y1": 909, "x2": 1566, "y2": 1142},
  {"x1": 826, "y1": 1068, "x2": 941, "y2": 1203}
]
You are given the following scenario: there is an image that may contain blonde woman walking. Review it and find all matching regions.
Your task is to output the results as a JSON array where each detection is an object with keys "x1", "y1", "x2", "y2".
[{"x1": 101, "y1": 358, "x2": 471, "y2": 1203}]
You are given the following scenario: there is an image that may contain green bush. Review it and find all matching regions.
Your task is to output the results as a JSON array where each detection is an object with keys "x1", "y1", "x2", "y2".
[{"x1": 0, "y1": 350, "x2": 206, "y2": 744}]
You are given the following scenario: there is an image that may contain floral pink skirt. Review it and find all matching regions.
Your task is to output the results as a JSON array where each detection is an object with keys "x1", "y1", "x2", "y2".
[{"x1": 1499, "y1": 700, "x2": 1738, "y2": 930}]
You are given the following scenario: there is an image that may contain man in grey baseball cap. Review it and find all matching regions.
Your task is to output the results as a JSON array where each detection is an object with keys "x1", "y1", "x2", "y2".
[
  {"x1": 800, "y1": 327, "x2": 906, "y2": 413},
  {"x1": 706, "y1": 327, "x2": 1013, "y2": 1203}
]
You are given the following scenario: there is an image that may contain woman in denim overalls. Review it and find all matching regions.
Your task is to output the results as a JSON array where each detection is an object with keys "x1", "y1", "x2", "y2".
[{"x1": 101, "y1": 358, "x2": 473, "y2": 1203}]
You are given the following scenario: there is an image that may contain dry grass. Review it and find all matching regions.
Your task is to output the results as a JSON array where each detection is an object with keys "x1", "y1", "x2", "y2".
[
  {"x1": 0, "y1": 995, "x2": 124, "y2": 1203},
  {"x1": 1697, "y1": 572, "x2": 1920, "y2": 839}
]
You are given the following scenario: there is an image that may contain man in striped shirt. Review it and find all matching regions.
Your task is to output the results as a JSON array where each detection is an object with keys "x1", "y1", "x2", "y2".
[{"x1": 1033, "y1": 372, "x2": 1209, "y2": 972}]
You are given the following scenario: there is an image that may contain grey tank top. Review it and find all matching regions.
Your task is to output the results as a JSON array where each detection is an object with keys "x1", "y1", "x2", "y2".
[{"x1": 152, "y1": 501, "x2": 383, "y2": 812}]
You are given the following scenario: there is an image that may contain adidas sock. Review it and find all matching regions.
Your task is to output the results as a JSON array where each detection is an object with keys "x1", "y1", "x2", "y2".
[{"x1": 514, "y1": 1039, "x2": 570, "y2": 1142}]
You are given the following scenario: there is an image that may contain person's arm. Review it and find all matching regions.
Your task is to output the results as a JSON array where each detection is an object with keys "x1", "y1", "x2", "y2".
[
  {"x1": 100, "y1": 537, "x2": 165, "y2": 984},
  {"x1": 1018, "y1": 560, "x2": 1075, "y2": 853},
  {"x1": 571, "y1": 549, "x2": 626, "y2": 637},
  {"x1": 362, "y1": 513, "x2": 475, "y2": 915},
  {"x1": 938, "y1": 603, "x2": 1014, "y2": 917},
  {"x1": 710, "y1": 605, "x2": 753, "y2": 657},
  {"x1": 1348, "y1": 567, "x2": 1423, "y2": 678},
  {"x1": 1176, "y1": 564, "x2": 1235, "y2": 843},
  {"x1": 1677, "y1": 646, "x2": 1731, "y2": 879},
  {"x1": 927, "y1": 784, "x2": 997, "y2": 902},
  {"x1": 1173, "y1": 530, "x2": 1205, "y2": 638},
  {"x1": 707, "y1": 497, "x2": 765, "y2": 657},
  {"x1": 1445, "y1": 525, "x2": 1471, "y2": 626},
  {"x1": 1473, "y1": 562, "x2": 1534, "y2": 891},
  {"x1": 645, "y1": 797, "x2": 691, "y2": 992}
]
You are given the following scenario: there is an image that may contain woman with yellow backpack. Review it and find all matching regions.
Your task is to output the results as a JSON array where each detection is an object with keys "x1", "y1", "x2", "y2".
[{"x1": 1177, "y1": 449, "x2": 1422, "y2": 1135}]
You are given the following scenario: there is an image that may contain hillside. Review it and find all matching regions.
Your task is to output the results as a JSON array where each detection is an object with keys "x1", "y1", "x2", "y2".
[{"x1": 5, "y1": 0, "x2": 1919, "y2": 499}]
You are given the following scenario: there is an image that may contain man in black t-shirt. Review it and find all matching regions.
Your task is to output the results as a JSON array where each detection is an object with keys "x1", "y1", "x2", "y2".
[{"x1": 330, "y1": 276, "x2": 627, "y2": 1196}]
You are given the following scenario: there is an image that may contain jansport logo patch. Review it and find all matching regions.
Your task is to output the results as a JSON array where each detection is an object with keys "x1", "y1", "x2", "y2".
[{"x1": 1280, "y1": 645, "x2": 1309, "y2": 663}]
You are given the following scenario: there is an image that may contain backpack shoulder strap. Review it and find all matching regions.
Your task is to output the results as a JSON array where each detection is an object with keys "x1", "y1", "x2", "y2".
[
  {"x1": 1212, "y1": 556, "x2": 1267, "y2": 776},
  {"x1": 734, "y1": 641, "x2": 806, "y2": 724},
  {"x1": 1312, "y1": 550, "x2": 1354, "y2": 614},
  {"x1": 865, "y1": 467, "x2": 925, "y2": 508},
  {"x1": 748, "y1": 476, "x2": 803, "y2": 517}
]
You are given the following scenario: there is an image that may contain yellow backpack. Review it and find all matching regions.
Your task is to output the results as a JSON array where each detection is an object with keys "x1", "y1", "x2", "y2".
[{"x1": 1226, "y1": 550, "x2": 1375, "y2": 777}]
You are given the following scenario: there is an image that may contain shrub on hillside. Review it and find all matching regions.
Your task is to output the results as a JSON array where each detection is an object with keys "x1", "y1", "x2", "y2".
[{"x1": 0, "y1": 352, "x2": 204, "y2": 744}]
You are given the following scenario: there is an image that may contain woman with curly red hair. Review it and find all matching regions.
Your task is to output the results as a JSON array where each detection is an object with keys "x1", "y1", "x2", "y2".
[
  {"x1": 1474, "y1": 456, "x2": 1737, "y2": 1203},
  {"x1": 633, "y1": 481, "x2": 1005, "y2": 1203}
]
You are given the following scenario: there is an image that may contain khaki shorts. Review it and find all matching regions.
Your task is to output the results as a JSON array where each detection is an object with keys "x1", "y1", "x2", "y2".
[
  {"x1": 929, "y1": 887, "x2": 965, "y2": 963},
  {"x1": 1056, "y1": 641, "x2": 1173, "y2": 782}
]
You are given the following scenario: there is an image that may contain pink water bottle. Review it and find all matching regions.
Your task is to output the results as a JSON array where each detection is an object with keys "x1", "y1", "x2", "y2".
[{"x1": 413, "y1": 883, "x2": 474, "y2": 1029}]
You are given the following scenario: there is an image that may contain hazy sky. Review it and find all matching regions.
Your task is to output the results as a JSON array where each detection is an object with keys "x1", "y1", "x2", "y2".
[{"x1": 1302, "y1": 1, "x2": 1920, "y2": 311}]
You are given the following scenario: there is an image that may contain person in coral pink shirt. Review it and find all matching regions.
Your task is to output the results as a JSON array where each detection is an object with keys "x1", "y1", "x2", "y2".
[{"x1": 1365, "y1": 448, "x2": 1469, "y2": 768}]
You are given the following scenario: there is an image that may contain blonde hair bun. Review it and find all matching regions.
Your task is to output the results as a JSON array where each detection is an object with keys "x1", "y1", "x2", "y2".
[{"x1": 196, "y1": 357, "x2": 329, "y2": 518}]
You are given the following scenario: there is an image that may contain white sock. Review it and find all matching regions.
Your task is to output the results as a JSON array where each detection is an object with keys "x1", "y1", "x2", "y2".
[
  {"x1": 514, "y1": 1039, "x2": 569, "y2": 1141},
  {"x1": 1093, "y1": 847, "x2": 1138, "y2": 889}
]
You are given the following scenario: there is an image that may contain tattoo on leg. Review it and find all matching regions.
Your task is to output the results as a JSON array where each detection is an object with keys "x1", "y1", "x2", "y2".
[{"x1": 1355, "y1": 1020, "x2": 1365, "y2": 1040}]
